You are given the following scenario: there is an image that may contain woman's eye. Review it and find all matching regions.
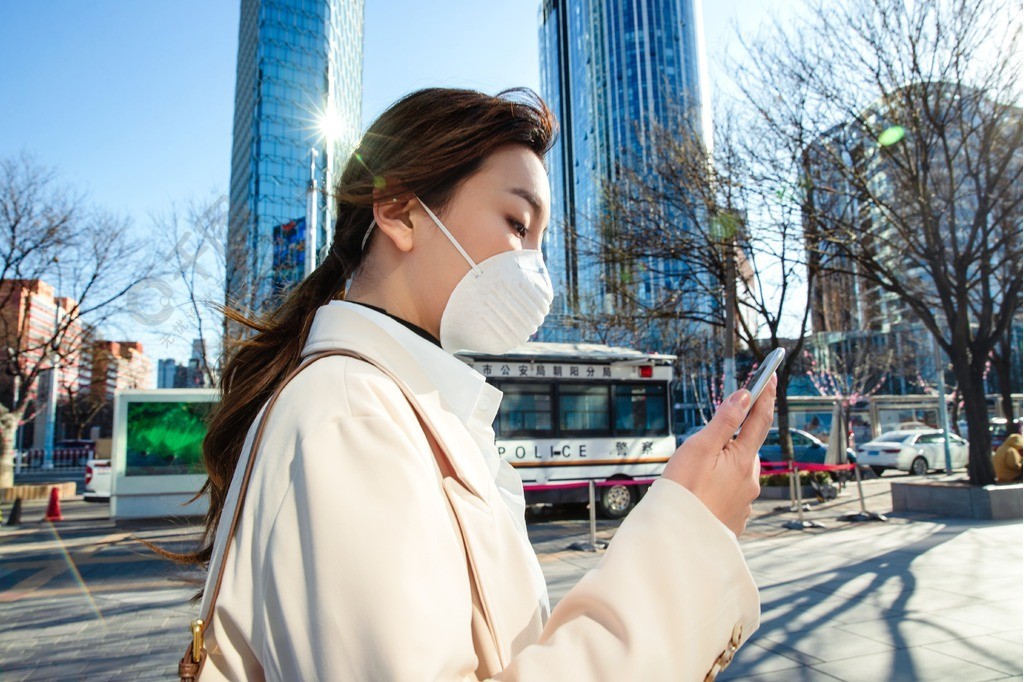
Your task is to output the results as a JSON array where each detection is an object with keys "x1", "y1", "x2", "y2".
[{"x1": 508, "y1": 218, "x2": 528, "y2": 237}]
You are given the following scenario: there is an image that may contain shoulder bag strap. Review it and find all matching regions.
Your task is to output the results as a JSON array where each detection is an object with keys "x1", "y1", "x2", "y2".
[{"x1": 180, "y1": 348, "x2": 484, "y2": 679}]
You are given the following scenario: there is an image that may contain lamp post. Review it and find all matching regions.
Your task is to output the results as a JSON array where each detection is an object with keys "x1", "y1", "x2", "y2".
[
  {"x1": 7, "y1": 359, "x2": 20, "y2": 474},
  {"x1": 43, "y1": 348, "x2": 58, "y2": 470},
  {"x1": 305, "y1": 147, "x2": 319, "y2": 279},
  {"x1": 933, "y1": 333, "x2": 954, "y2": 473}
]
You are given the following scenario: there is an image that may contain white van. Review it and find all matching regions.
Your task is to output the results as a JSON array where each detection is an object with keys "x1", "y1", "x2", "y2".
[{"x1": 457, "y1": 343, "x2": 677, "y2": 518}]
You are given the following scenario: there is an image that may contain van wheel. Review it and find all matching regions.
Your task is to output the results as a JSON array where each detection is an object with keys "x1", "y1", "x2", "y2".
[
  {"x1": 599, "y1": 481, "x2": 635, "y2": 519},
  {"x1": 910, "y1": 457, "x2": 929, "y2": 476}
]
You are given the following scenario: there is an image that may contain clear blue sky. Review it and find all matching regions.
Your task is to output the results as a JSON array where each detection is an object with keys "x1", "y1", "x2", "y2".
[{"x1": 0, "y1": 0, "x2": 785, "y2": 370}]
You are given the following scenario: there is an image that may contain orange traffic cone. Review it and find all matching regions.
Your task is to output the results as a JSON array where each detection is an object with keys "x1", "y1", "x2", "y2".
[{"x1": 44, "y1": 487, "x2": 63, "y2": 522}]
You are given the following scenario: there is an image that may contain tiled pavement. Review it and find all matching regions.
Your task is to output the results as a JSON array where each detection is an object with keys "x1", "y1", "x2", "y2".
[{"x1": 1, "y1": 476, "x2": 1021, "y2": 680}]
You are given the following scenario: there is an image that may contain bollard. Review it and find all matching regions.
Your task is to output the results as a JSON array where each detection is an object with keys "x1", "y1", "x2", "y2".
[
  {"x1": 567, "y1": 480, "x2": 608, "y2": 552},
  {"x1": 5, "y1": 498, "x2": 22, "y2": 526},
  {"x1": 588, "y1": 480, "x2": 598, "y2": 548},
  {"x1": 784, "y1": 468, "x2": 825, "y2": 530}
]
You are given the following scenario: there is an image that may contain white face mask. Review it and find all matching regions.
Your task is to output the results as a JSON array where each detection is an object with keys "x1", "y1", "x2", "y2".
[{"x1": 415, "y1": 196, "x2": 554, "y2": 354}]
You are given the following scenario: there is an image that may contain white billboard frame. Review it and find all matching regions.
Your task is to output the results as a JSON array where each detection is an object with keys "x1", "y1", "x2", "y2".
[{"x1": 110, "y1": 388, "x2": 217, "y2": 520}]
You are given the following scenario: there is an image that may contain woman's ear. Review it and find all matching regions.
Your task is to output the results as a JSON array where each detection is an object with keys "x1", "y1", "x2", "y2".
[{"x1": 372, "y1": 195, "x2": 417, "y2": 253}]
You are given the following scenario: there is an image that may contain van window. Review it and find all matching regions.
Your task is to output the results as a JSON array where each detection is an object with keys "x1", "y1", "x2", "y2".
[
  {"x1": 559, "y1": 384, "x2": 611, "y2": 435},
  {"x1": 495, "y1": 383, "x2": 554, "y2": 437},
  {"x1": 614, "y1": 383, "x2": 668, "y2": 436}
]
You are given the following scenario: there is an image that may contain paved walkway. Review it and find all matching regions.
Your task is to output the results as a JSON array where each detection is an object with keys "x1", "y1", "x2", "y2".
[{"x1": 0, "y1": 477, "x2": 1020, "y2": 680}]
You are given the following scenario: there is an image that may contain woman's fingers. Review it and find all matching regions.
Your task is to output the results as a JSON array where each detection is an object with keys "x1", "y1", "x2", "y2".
[
  {"x1": 692, "y1": 389, "x2": 752, "y2": 451},
  {"x1": 734, "y1": 375, "x2": 777, "y2": 455}
]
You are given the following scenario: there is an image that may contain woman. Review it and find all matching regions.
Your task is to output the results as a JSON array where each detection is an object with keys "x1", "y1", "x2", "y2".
[{"x1": 186, "y1": 88, "x2": 774, "y2": 681}]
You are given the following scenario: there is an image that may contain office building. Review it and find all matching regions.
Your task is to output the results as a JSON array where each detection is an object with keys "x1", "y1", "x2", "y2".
[
  {"x1": 158, "y1": 358, "x2": 178, "y2": 389},
  {"x1": 538, "y1": 0, "x2": 712, "y2": 344},
  {"x1": 227, "y1": 0, "x2": 364, "y2": 314},
  {"x1": 803, "y1": 82, "x2": 1023, "y2": 335},
  {"x1": 157, "y1": 338, "x2": 214, "y2": 388}
]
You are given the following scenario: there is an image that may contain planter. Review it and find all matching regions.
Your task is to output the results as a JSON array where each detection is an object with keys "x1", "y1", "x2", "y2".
[
  {"x1": 758, "y1": 485, "x2": 817, "y2": 500},
  {"x1": 891, "y1": 479, "x2": 1023, "y2": 520}
]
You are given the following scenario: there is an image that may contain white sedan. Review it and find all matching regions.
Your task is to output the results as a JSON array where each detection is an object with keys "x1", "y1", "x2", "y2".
[{"x1": 858, "y1": 429, "x2": 969, "y2": 476}]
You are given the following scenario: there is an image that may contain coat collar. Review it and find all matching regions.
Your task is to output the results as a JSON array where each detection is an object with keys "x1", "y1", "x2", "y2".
[{"x1": 301, "y1": 300, "x2": 502, "y2": 500}]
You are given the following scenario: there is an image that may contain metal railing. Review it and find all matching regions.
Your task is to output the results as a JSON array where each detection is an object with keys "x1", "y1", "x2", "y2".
[{"x1": 14, "y1": 447, "x2": 94, "y2": 472}]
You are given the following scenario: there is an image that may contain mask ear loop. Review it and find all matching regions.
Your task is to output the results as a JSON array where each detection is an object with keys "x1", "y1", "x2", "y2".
[
  {"x1": 360, "y1": 197, "x2": 397, "y2": 252},
  {"x1": 360, "y1": 219, "x2": 376, "y2": 251},
  {"x1": 415, "y1": 197, "x2": 482, "y2": 275}
]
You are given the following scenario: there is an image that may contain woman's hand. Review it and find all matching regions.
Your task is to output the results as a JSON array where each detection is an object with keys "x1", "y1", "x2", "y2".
[{"x1": 662, "y1": 375, "x2": 777, "y2": 536}]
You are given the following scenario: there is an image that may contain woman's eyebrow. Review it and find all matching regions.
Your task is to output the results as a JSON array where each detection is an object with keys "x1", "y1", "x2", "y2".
[{"x1": 507, "y1": 188, "x2": 543, "y2": 216}]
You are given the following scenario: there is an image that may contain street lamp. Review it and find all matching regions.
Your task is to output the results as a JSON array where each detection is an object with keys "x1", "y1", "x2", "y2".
[
  {"x1": 304, "y1": 147, "x2": 319, "y2": 279},
  {"x1": 43, "y1": 341, "x2": 59, "y2": 470},
  {"x1": 932, "y1": 333, "x2": 954, "y2": 473},
  {"x1": 6, "y1": 347, "x2": 21, "y2": 473}
]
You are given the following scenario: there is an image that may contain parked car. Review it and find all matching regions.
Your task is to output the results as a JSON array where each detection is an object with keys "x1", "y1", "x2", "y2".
[
  {"x1": 857, "y1": 429, "x2": 968, "y2": 476},
  {"x1": 895, "y1": 421, "x2": 934, "y2": 431},
  {"x1": 758, "y1": 428, "x2": 857, "y2": 464},
  {"x1": 83, "y1": 458, "x2": 112, "y2": 502},
  {"x1": 955, "y1": 417, "x2": 1020, "y2": 450}
]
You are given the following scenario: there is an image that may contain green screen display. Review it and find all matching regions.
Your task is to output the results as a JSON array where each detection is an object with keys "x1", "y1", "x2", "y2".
[{"x1": 125, "y1": 400, "x2": 214, "y2": 476}]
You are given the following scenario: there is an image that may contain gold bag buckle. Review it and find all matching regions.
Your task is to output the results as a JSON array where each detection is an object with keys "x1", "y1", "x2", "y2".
[{"x1": 191, "y1": 619, "x2": 204, "y2": 662}]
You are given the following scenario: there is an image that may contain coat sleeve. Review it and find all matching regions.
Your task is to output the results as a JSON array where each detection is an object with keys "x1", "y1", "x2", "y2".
[{"x1": 498, "y1": 478, "x2": 760, "y2": 681}]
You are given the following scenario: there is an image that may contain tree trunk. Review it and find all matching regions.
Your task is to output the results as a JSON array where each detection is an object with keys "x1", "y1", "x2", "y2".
[
  {"x1": 0, "y1": 410, "x2": 20, "y2": 490},
  {"x1": 776, "y1": 373, "x2": 792, "y2": 461},
  {"x1": 954, "y1": 359, "x2": 995, "y2": 485}
]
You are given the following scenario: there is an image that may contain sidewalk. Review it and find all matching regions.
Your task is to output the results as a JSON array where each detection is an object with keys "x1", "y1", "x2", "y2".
[{"x1": 0, "y1": 478, "x2": 1020, "y2": 680}]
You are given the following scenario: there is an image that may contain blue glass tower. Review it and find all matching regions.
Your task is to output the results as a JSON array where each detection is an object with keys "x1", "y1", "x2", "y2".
[
  {"x1": 227, "y1": 0, "x2": 363, "y2": 312},
  {"x1": 538, "y1": 0, "x2": 711, "y2": 345}
]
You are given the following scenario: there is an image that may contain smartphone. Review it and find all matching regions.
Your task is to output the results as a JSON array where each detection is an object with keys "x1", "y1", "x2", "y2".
[{"x1": 741, "y1": 347, "x2": 785, "y2": 421}]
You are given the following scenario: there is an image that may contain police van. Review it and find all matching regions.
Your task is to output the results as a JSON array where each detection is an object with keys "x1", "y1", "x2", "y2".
[{"x1": 457, "y1": 343, "x2": 677, "y2": 518}]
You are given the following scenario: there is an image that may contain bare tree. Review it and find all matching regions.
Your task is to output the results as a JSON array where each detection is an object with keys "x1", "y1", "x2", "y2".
[
  {"x1": 58, "y1": 325, "x2": 108, "y2": 439},
  {"x1": 223, "y1": 202, "x2": 279, "y2": 349},
  {"x1": 149, "y1": 193, "x2": 229, "y2": 387},
  {"x1": 751, "y1": 0, "x2": 1024, "y2": 484},
  {"x1": 803, "y1": 328, "x2": 900, "y2": 450},
  {"x1": 591, "y1": 94, "x2": 820, "y2": 458},
  {"x1": 0, "y1": 153, "x2": 158, "y2": 488}
]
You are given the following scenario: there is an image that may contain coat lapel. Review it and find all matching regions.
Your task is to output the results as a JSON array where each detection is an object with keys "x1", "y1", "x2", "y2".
[{"x1": 301, "y1": 304, "x2": 493, "y2": 501}]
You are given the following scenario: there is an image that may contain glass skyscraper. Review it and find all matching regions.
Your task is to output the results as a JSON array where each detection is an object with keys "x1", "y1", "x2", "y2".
[
  {"x1": 538, "y1": 0, "x2": 712, "y2": 345},
  {"x1": 227, "y1": 0, "x2": 363, "y2": 313}
]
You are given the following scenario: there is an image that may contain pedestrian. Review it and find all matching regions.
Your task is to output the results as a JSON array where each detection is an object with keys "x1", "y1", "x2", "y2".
[
  {"x1": 993, "y1": 421, "x2": 1023, "y2": 483},
  {"x1": 176, "y1": 88, "x2": 775, "y2": 681}
]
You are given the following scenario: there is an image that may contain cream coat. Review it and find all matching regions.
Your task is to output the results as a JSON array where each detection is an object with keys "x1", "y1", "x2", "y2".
[{"x1": 198, "y1": 301, "x2": 759, "y2": 681}]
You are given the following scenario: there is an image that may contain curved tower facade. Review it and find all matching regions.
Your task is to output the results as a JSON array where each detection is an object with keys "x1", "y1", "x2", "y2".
[
  {"x1": 538, "y1": 0, "x2": 711, "y2": 345},
  {"x1": 227, "y1": 0, "x2": 363, "y2": 313}
]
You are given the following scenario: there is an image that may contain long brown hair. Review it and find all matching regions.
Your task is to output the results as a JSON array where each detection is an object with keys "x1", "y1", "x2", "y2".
[{"x1": 178, "y1": 88, "x2": 556, "y2": 576}]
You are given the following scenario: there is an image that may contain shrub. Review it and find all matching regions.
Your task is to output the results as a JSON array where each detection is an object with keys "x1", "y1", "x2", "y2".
[{"x1": 760, "y1": 470, "x2": 833, "y2": 487}]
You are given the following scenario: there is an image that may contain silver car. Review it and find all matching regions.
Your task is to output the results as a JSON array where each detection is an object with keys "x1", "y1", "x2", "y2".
[{"x1": 857, "y1": 429, "x2": 969, "y2": 476}]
